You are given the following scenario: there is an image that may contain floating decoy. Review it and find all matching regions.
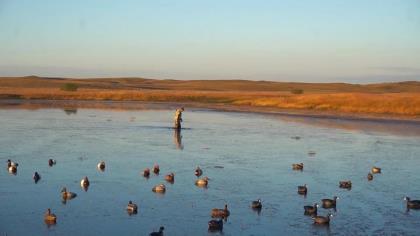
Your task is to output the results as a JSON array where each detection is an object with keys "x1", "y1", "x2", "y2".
[
  {"x1": 48, "y1": 159, "x2": 56, "y2": 166},
  {"x1": 251, "y1": 199, "x2": 262, "y2": 209},
  {"x1": 152, "y1": 184, "x2": 166, "y2": 193},
  {"x1": 292, "y1": 163, "x2": 304, "y2": 170},
  {"x1": 7, "y1": 159, "x2": 18, "y2": 168},
  {"x1": 97, "y1": 161, "x2": 105, "y2": 171},
  {"x1": 339, "y1": 181, "x2": 352, "y2": 189},
  {"x1": 149, "y1": 226, "x2": 164, "y2": 236},
  {"x1": 153, "y1": 164, "x2": 160, "y2": 175},
  {"x1": 44, "y1": 208, "x2": 57, "y2": 223},
  {"x1": 371, "y1": 166, "x2": 381, "y2": 174},
  {"x1": 8, "y1": 165, "x2": 17, "y2": 174},
  {"x1": 367, "y1": 173, "x2": 373, "y2": 181},
  {"x1": 304, "y1": 203, "x2": 318, "y2": 216},
  {"x1": 211, "y1": 204, "x2": 230, "y2": 218},
  {"x1": 143, "y1": 168, "x2": 150, "y2": 178},
  {"x1": 80, "y1": 176, "x2": 90, "y2": 188},
  {"x1": 195, "y1": 166, "x2": 203, "y2": 177},
  {"x1": 313, "y1": 213, "x2": 333, "y2": 225},
  {"x1": 208, "y1": 219, "x2": 223, "y2": 232},
  {"x1": 404, "y1": 197, "x2": 420, "y2": 209},
  {"x1": 33, "y1": 172, "x2": 41, "y2": 183},
  {"x1": 195, "y1": 177, "x2": 209, "y2": 187},
  {"x1": 298, "y1": 184, "x2": 308, "y2": 195},
  {"x1": 61, "y1": 187, "x2": 77, "y2": 200},
  {"x1": 127, "y1": 200, "x2": 138, "y2": 214},
  {"x1": 165, "y1": 173, "x2": 175, "y2": 183},
  {"x1": 321, "y1": 196, "x2": 338, "y2": 208}
]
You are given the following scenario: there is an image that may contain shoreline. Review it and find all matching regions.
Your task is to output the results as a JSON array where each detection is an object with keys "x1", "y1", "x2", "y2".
[{"x1": 1, "y1": 99, "x2": 419, "y2": 124}]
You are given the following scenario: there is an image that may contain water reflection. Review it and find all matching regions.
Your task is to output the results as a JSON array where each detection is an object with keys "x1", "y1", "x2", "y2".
[
  {"x1": 63, "y1": 108, "x2": 77, "y2": 115},
  {"x1": 173, "y1": 128, "x2": 183, "y2": 150}
]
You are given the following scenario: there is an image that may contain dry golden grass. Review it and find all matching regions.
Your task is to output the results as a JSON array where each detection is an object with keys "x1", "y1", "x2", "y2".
[{"x1": 1, "y1": 76, "x2": 419, "y2": 117}]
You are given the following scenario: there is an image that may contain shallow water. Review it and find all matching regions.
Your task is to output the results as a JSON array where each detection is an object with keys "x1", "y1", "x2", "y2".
[{"x1": 0, "y1": 108, "x2": 420, "y2": 235}]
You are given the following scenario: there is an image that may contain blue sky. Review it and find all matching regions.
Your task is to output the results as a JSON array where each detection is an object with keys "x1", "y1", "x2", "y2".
[{"x1": 0, "y1": 0, "x2": 419, "y2": 83}]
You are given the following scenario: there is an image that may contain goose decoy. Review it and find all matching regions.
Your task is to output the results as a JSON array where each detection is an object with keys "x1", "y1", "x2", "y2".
[
  {"x1": 371, "y1": 166, "x2": 381, "y2": 174},
  {"x1": 143, "y1": 168, "x2": 150, "y2": 178},
  {"x1": 304, "y1": 203, "x2": 318, "y2": 216},
  {"x1": 211, "y1": 204, "x2": 230, "y2": 218},
  {"x1": 195, "y1": 177, "x2": 209, "y2": 187},
  {"x1": 313, "y1": 213, "x2": 333, "y2": 225},
  {"x1": 152, "y1": 184, "x2": 166, "y2": 193},
  {"x1": 292, "y1": 163, "x2": 304, "y2": 170},
  {"x1": 195, "y1": 166, "x2": 203, "y2": 177},
  {"x1": 404, "y1": 197, "x2": 420, "y2": 209},
  {"x1": 367, "y1": 173, "x2": 373, "y2": 181},
  {"x1": 61, "y1": 187, "x2": 77, "y2": 200},
  {"x1": 6, "y1": 159, "x2": 18, "y2": 168},
  {"x1": 208, "y1": 219, "x2": 223, "y2": 232},
  {"x1": 149, "y1": 226, "x2": 164, "y2": 236},
  {"x1": 339, "y1": 180, "x2": 352, "y2": 189},
  {"x1": 153, "y1": 164, "x2": 160, "y2": 175},
  {"x1": 298, "y1": 184, "x2": 308, "y2": 195},
  {"x1": 127, "y1": 200, "x2": 138, "y2": 214},
  {"x1": 321, "y1": 196, "x2": 338, "y2": 208},
  {"x1": 33, "y1": 172, "x2": 41, "y2": 183},
  {"x1": 97, "y1": 161, "x2": 105, "y2": 171},
  {"x1": 80, "y1": 176, "x2": 90, "y2": 188},
  {"x1": 251, "y1": 199, "x2": 262, "y2": 209},
  {"x1": 165, "y1": 173, "x2": 175, "y2": 183},
  {"x1": 48, "y1": 159, "x2": 56, "y2": 166},
  {"x1": 44, "y1": 208, "x2": 57, "y2": 224}
]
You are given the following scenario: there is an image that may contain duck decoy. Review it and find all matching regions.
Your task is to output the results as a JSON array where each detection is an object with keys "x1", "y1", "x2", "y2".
[
  {"x1": 152, "y1": 184, "x2": 166, "y2": 193},
  {"x1": 8, "y1": 165, "x2": 17, "y2": 174},
  {"x1": 97, "y1": 161, "x2": 105, "y2": 171},
  {"x1": 149, "y1": 226, "x2": 164, "y2": 236},
  {"x1": 211, "y1": 204, "x2": 230, "y2": 218},
  {"x1": 251, "y1": 199, "x2": 262, "y2": 209},
  {"x1": 33, "y1": 172, "x2": 41, "y2": 183},
  {"x1": 61, "y1": 187, "x2": 77, "y2": 200},
  {"x1": 404, "y1": 197, "x2": 420, "y2": 209},
  {"x1": 292, "y1": 163, "x2": 304, "y2": 170},
  {"x1": 371, "y1": 166, "x2": 381, "y2": 174},
  {"x1": 7, "y1": 159, "x2": 18, "y2": 168},
  {"x1": 208, "y1": 219, "x2": 223, "y2": 232},
  {"x1": 127, "y1": 200, "x2": 138, "y2": 214},
  {"x1": 195, "y1": 177, "x2": 209, "y2": 187},
  {"x1": 80, "y1": 176, "x2": 90, "y2": 189},
  {"x1": 339, "y1": 181, "x2": 352, "y2": 189},
  {"x1": 321, "y1": 196, "x2": 338, "y2": 208},
  {"x1": 153, "y1": 164, "x2": 160, "y2": 175},
  {"x1": 44, "y1": 208, "x2": 57, "y2": 224},
  {"x1": 313, "y1": 213, "x2": 333, "y2": 225},
  {"x1": 304, "y1": 203, "x2": 318, "y2": 216},
  {"x1": 195, "y1": 166, "x2": 203, "y2": 177},
  {"x1": 48, "y1": 159, "x2": 56, "y2": 167},
  {"x1": 165, "y1": 173, "x2": 175, "y2": 183},
  {"x1": 367, "y1": 173, "x2": 373, "y2": 181},
  {"x1": 298, "y1": 184, "x2": 308, "y2": 195},
  {"x1": 143, "y1": 168, "x2": 150, "y2": 178}
]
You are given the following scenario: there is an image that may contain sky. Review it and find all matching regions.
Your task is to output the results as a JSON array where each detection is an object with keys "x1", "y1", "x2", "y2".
[{"x1": 0, "y1": 0, "x2": 419, "y2": 83}]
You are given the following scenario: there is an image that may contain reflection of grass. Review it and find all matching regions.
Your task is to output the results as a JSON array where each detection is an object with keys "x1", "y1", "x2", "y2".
[{"x1": 61, "y1": 83, "x2": 78, "y2": 91}]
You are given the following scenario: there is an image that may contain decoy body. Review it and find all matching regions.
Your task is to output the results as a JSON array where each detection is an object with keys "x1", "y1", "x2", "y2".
[
  {"x1": 152, "y1": 184, "x2": 166, "y2": 193},
  {"x1": 195, "y1": 177, "x2": 209, "y2": 187},
  {"x1": 322, "y1": 196, "x2": 338, "y2": 208},
  {"x1": 208, "y1": 219, "x2": 223, "y2": 232},
  {"x1": 97, "y1": 161, "x2": 105, "y2": 170},
  {"x1": 44, "y1": 208, "x2": 57, "y2": 223},
  {"x1": 127, "y1": 200, "x2": 138, "y2": 214},
  {"x1": 371, "y1": 167, "x2": 381, "y2": 174},
  {"x1": 33, "y1": 172, "x2": 41, "y2": 183},
  {"x1": 8, "y1": 165, "x2": 17, "y2": 173},
  {"x1": 339, "y1": 181, "x2": 352, "y2": 189},
  {"x1": 251, "y1": 199, "x2": 262, "y2": 209},
  {"x1": 211, "y1": 204, "x2": 230, "y2": 218},
  {"x1": 195, "y1": 166, "x2": 203, "y2": 177},
  {"x1": 298, "y1": 184, "x2": 308, "y2": 195},
  {"x1": 367, "y1": 173, "x2": 373, "y2": 181},
  {"x1": 149, "y1": 226, "x2": 164, "y2": 236},
  {"x1": 292, "y1": 163, "x2": 304, "y2": 170},
  {"x1": 61, "y1": 187, "x2": 77, "y2": 199},
  {"x1": 404, "y1": 197, "x2": 420, "y2": 209},
  {"x1": 153, "y1": 164, "x2": 160, "y2": 175},
  {"x1": 304, "y1": 203, "x2": 318, "y2": 216},
  {"x1": 7, "y1": 159, "x2": 18, "y2": 168},
  {"x1": 80, "y1": 176, "x2": 90, "y2": 187},
  {"x1": 143, "y1": 168, "x2": 150, "y2": 178},
  {"x1": 48, "y1": 159, "x2": 56, "y2": 166},
  {"x1": 313, "y1": 213, "x2": 333, "y2": 225},
  {"x1": 165, "y1": 173, "x2": 175, "y2": 183}
]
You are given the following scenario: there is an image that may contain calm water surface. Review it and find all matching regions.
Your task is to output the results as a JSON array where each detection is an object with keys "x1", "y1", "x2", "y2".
[{"x1": 0, "y1": 108, "x2": 419, "y2": 235}]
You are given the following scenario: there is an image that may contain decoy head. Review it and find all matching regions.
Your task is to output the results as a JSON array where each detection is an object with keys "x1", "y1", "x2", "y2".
[
  {"x1": 128, "y1": 200, "x2": 132, "y2": 204},
  {"x1": 404, "y1": 196, "x2": 410, "y2": 201},
  {"x1": 159, "y1": 226, "x2": 165, "y2": 232},
  {"x1": 61, "y1": 187, "x2": 67, "y2": 193}
]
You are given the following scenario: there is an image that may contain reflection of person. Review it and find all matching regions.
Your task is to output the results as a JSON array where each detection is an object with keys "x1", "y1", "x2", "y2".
[
  {"x1": 174, "y1": 107, "x2": 184, "y2": 130},
  {"x1": 174, "y1": 129, "x2": 183, "y2": 150}
]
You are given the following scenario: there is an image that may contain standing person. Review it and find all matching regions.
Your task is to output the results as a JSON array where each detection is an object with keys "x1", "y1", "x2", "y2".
[{"x1": 174, "y1": 107, "x2": 184, "y2": 130}]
